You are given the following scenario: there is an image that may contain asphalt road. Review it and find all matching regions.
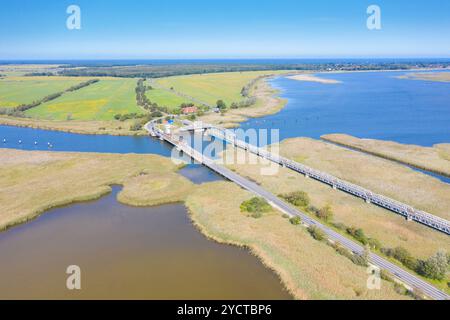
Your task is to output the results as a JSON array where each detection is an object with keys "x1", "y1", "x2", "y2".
[
  {"x1": 147, "y1": 122, "x2": 449, "y2": 300},
  {"x1": 207, "y1": 127, "x2": 450, "y2": 235},
  {"x1": 204, "y1": 160, "x2": 450, "y2": 300}
]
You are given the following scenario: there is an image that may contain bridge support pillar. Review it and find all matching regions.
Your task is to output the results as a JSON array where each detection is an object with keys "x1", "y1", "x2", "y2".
[
  {"x1": 406, "y1": 215, "x2": 412, "y2": 222},
  {"x1": 365, "y1": 198, "x2": 371, "y2": 204},
  {"x1": 305, "y1": 174, "x2": 309, "y2": 179},
  {"x1": 332, "y1": 185, "x2": 337, "y2": 190}
]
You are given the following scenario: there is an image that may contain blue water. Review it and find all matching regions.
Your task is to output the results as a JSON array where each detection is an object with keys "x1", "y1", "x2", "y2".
[
  {"x1": 413, "y1": 167, "x2": 450, "y2": 184},
  {"x1": 0, "y1": 125, "x2": 226, "y2": 184},
  {"x1": 179, "y1": 163, "x2": 224, "y2": 184},
  {"x1": 0, "y1": 125, "x2": 173, "y2": 156},
  {"x1": 241, "y1": 71, "x2": 450, "y2": 147}
]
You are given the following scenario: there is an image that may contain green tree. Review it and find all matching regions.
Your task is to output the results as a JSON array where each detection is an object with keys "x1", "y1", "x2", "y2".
[
  {"x1": 289, "y1": 216, "x2": 302, "y2": 225},
  {"x1": 280, "y1": 191, "x2": 310, "y2": 207},
  {"x1": 346, "y1": 227, "x2": 369, "y2": 245},
  {"x1": 417, "y1": 250, "x2": 448, "y2": 280},
  {"x1": 392, "y1": 247, "x2": 418, "y2": 270},
  {"x1": 151, "y1": 111, "x2": 163, "y2": 118},
  {"x1": 381, "y1": 246, "x2": 418, "y2": 271},
  {"x1": 216, "y1": 99, "x2": 227, "y2": 110},
  {"x1": 240, "y1": 197, "x2": 271, "y2": 216}
]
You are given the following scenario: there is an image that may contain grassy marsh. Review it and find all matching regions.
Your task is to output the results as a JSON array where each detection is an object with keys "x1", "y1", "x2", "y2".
[{"x1": 322, "y1": 134, "x2": 450, "y2": 178}]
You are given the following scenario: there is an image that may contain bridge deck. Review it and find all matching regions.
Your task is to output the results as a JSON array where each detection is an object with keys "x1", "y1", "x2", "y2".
[
  {"x1": 144, "y1": 121, "x2": 449, "y2": 300},
  {"x1": 206, "y1": 126, "x2": 450, "y2": 235}
]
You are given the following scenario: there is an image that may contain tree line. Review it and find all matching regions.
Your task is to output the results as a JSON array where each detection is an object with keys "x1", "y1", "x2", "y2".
[
  {"x1": 280, "y1": 189, "x2": 449, "y2": 282},
  {"x1": 56, "y1": 61, "x2": 450, "y2": 78}
]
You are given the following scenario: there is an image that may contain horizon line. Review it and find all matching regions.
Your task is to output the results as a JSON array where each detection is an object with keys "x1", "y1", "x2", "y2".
[{"x1": 2, "y1": 57, "x2": 450, "y2": 62}]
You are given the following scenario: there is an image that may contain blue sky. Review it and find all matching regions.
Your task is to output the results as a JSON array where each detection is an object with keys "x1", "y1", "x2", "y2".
[{"x1": 1, "y1": 0, "x2": 449, "y2": 59}]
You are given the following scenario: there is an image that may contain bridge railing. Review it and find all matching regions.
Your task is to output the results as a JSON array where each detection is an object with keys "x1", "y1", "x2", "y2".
[
  {"x1": 206, "y1": 126, "x2": 450, "y2": 235},
  {"x1": 147, "y1": 123, "x2": 449, "y2": 234}
]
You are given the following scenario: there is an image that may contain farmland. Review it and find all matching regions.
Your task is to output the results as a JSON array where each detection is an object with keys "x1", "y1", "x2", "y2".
[
  {"x1": 144, "y1": 87, "x2": 192, "y2": 110},
  {"x1": 1, "y1": 70, "x2": 288, "y2": 122},
  {"x1": 155, "y1": 70, "x2": 288, "y2": 106},
  {"x1": 0, "y1": 76, "x2": 90, "y2": 108},
  {"x1": 25, "y1": 78, "x2": 143, "y2": 121},
  {"x1": 0, "y1": 69, "x2": 288, "y2": 133}
]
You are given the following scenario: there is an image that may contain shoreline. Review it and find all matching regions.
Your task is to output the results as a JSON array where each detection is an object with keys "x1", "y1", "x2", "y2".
[
  {"x1": 0, "y1": 148, "x2": 294, "y2": 299},
  {"x1": 0, "y1": 116, "x2": 147, "y2": 136},
  {"x1": 0, "y1": 148, "x2": 409, "y2": 300},
  {"x1": 317, "y1": 67, "x2": 450, "y2": 75},
  {"x1": 1, "y1": 67, "x2": 449, "y2": 134},
  {"x1": 184, "y1": 202, "x2": 296, "y2": 299},
  {"x1": 0, "y1": 149, "x2": 188, "y2": 231},
  {"x1": 0, "y1": 149, "x2": 295, "y2": 299},
  {"x1": 0, "y1": 184, "x2": 113, "y2": 232},
  {"x1": 198, "y1": 75, "x2": 288, "y2": 128},
  {"x1": 396, "y1": 71, "x2": 450, "y2": 83},
  {"x1": 287, "y1": 74, "x2": 342, "y2": 84}
]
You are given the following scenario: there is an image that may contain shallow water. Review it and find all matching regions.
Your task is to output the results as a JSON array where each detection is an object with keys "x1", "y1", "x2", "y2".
[
  {"x1": 0, "y1": 187, "x2": 291, "y2": 299},
  {"x1": 241, "y1": 71, "x2": 450, "y2": 147},
  {"x1": 238, "y1": 71, "x2": 450, "y2": 183},
  {"x1": 0, "y1": 125, "x2": 173, "y2": 155},
  {"x1": 178, "y1": 162, "x2": 224, "y2": 184}
]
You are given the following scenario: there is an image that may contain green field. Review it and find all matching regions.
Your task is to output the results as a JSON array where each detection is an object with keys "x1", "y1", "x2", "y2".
[
  {"x1": 25, "y1": 78, "x2": 143, "y2": 121},
  {"x1": 144, "y1": 87, "x2": 192, "y2": 110},
  {"x1": 0, "y1": 76, "x2": 90, "y2": 108},
  {"x1": 155, "y1": 70, "x2": 287, "y2": 106}
]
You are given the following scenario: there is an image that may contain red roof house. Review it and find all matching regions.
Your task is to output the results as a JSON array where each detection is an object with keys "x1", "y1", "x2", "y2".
[{"x1": 182, "y1": 106, "x2": 198, "y2": 114}]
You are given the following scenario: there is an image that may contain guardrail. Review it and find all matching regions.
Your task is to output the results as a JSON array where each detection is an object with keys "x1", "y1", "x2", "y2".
[
  {"x1": 145, "y1": 121, "x2": 450, "y2": 299},
  {"x1": 207, "y1": 126, "x2": 450, "y2": 235}
]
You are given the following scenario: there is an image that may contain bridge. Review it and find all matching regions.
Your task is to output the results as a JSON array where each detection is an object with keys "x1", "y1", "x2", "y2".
[
  {"x1": 144, "y1": 121, "x2": 449, "y2": 300},
  {"x1": 205, "y1": 126, "x2": 450, "y2": 235},
  {"x1": 179, "y1": 121, "x2": 214, "y2": 133}
]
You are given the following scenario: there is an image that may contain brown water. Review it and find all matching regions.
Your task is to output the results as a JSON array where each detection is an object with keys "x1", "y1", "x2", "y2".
[{"x1": 0, "y1": 186, "x2": 291, "y2": 299}]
